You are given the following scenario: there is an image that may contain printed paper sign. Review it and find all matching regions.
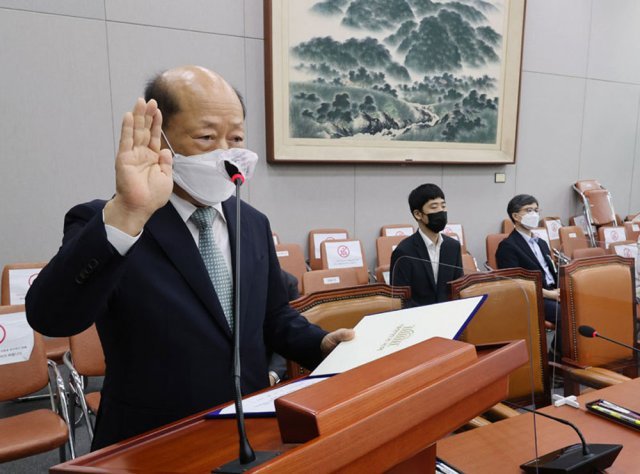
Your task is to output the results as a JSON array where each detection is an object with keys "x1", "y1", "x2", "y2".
[
  {"x1": 0, "y1": 311, "x2": 34, "y2": 365},
  {"x1": 613, "y1": 244, "x2": 638, "y2": 259},
  {"x1": 382, "y1": 271, "x2": 390, "y2": 284},
  {"x1": 276, "y1": 250, "x2": 289, "y2": 258},
  {"x1": 603, "y1": 227, "x2": 624, "y2": 248},
  {"x1": 323, "y1": 276, "x2": 340, "y2": 284},
  {"x1": 9, "y1": 268, "x2": 41, "y2": 304},
  {"x1": 531, "y1": 228, "x2": 550, "y2": 246},
  {"x1": 443, "y1": 224, "x2": 464, "y2": 245},
  {"x1": 545, "y1": 219, "x2": 562, "y2": 240},
  {"x1": 324, "y1": 240, "x2": 363, "y2": 269},
  {"x1": 313, "y1": 233, "x2": 348, "y2": 259},
  {"x1": 384, "y1": 227, "x2": 413, "y2": 237}
]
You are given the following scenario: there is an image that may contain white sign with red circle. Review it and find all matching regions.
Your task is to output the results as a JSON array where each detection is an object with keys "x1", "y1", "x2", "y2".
[
  {"x1": 384, "y1": 227, "x2": 413, "y2": 237},
  {"x1": 613, "y1": 244, "x2": 638, "y2": 259},
  {"x1": 324, "y1": 240, "x2": 364, "y2": 269},
  {"x1": 545, "y1": 219, "x2": 562, "y2": 240},
  {"x1": 443, "y1": 224, "x2": 464, "y2": 245},
  {"x1": 603, "y1": 227, "x2": 624, "y2": 248},
  {"x1": 8, "y1": 268, "x2": 41, "y2": 305},
  {"x1": 0, "y1": 311, "x2": 34, "y2": 366},
  {"x1": 313, "y1": 233, "x2": 347, "y2": 259}
]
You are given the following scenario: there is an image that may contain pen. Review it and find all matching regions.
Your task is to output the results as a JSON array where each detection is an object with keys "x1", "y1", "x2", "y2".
[
  {"x1": 599, "y1": 400, "x2": 636, "y2": 417},
  {"x1": 590, "y1": 404, "x2": 640, "y2": 426}
]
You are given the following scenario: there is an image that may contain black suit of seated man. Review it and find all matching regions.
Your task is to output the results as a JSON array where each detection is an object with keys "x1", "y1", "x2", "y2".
[
  {"x1": 390, "y1": 183, "x2": 463, "y2": 308},
  {"x1": 495, "y1": 194, "x2": 562, "y2": 356}
]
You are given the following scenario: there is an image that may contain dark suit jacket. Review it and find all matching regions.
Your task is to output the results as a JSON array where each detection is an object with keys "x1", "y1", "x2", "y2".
[
  {"x1": 495, "y1": 230, "x2": 557, "y2": 290},
  {"x1": 26, "y1": 198, "x2": 326, "y2": 449},
  {"x1": 389, "y1": 232, "x2": 463, "y2": 307}
]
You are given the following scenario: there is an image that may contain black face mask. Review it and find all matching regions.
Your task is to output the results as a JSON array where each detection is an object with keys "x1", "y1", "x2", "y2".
[{"x1": 424, "y1": 211, "x2": 448, "y2": 233}]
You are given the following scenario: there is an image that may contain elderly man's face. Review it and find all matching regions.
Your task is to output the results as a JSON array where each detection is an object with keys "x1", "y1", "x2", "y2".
[{"x1": 164, "y1": 72, "x2": 245, "y2": 157}]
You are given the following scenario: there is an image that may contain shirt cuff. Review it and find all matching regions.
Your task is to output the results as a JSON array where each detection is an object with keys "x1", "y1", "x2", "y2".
[{"x1": 103, "y1": 210, "x2": 142, "y2": 256}]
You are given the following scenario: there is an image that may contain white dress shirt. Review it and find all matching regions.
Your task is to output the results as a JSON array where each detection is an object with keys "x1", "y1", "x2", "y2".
[
  {"x1": 104, "y1": 194, "x2": 232, "y2": 274},
  {"x1": 516, "y1": 229, "x2": 555, "y2": 286},
  {"x1": 418, "y1": 228, "x2": 443, "y2": 282}
]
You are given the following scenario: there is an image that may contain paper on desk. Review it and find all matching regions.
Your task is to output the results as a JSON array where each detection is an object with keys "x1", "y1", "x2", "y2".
[
  {"x1": 206, "y1": 376, "x2": 330, "y2": 418},
  {"x1": 311, "y1": 295, "x2": 485, "y2": 376}
]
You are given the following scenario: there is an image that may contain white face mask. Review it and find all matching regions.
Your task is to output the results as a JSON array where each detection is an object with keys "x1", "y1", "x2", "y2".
[
  {"x1": 520, "y1": 212, "x2": 540, "y2": 230},
  {"x1": 163, "y1": 132, "x2": 258, "y2": 206}
]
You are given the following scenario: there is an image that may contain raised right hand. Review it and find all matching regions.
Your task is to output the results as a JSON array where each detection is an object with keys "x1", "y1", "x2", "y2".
[{"x1": 104, "y1": 99, "x2": 173, "y2": 236}]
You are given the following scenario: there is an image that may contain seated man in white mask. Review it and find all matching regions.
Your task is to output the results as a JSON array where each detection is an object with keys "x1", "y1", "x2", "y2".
[{"x1": 26, "y1": 65, "x2": 353, "y2": 450}]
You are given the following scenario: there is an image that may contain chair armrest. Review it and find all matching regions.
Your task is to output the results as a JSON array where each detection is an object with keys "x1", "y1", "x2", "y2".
[{"x1": 485, "y1": 402, "x2": 521, "y2": 420}]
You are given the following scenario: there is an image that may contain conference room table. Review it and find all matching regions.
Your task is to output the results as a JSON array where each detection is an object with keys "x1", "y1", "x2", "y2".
[{"x1": 437, "y1": 377, "x2": 640, "y2": 473}]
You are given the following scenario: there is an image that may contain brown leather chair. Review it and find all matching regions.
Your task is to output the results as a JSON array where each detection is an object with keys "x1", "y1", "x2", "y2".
[
  {"x1": 558, "y1": 255, "x2": 638, "y2": 396},
  {"x1": 623, "y1": 221, "x2": 640, "y2": 242},
  {"x1": 374, "y1": 264, "x2": 390, "y2": 284},
  {"x1": 558, "y1": 226, "x2": 590, "y2": 259},
  {"x1": 308, "y1": 228, "x2": 350, "y2": 270},
  {"x1": 375, "y1": 235, "x2": 407, "y2": 268},
  {"x1": 379, "y1": 224, "x2": 414, "y2": 237},
  {"x1": 449, "y1": 268, "x2": 551, "y2": 407},
  {"x1": 1, "y1": 262, "x2": 69, "y2": 363},
  {"x1": 301, "y1": 268, "x2": 361, "y2": 295},
  {"x1": 461, "y1": 254, "x2": 479, "y2": 274},
  {"x1": 572, "y1": 247, "x2": 606, "y2": 260},
  {"x1": 501, "y1": 218, "x2": 515, "y2": 234},
  {"x1": 320, "y1": 239, "x2": 369, "y2": 284},
  {"x1": 275, "y1": 243, "x2": 308, "y2": 294},
  {"x1": 63, "y1": 324, "x2": 105, "y2": 443},
  {"x1": 288, "y1": 284, "x2": 411, "y2": 377},
  {"x1": 597, "y1": 225, "x2": 627, "y2": 249},
  {"x1": 0, "y1": 305, "x2": 75, "y2": 462},
  {"x1": 484, "y1": 233, "x2": 508, "y2": 270},
  {"x1": 443, "y1": 223, "x2": 467, "y2": 254}
]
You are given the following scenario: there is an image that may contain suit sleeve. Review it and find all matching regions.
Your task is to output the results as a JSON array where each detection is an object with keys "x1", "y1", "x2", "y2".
[
  {"x1": 495, "y1": 240, "x2": 520, "y2": 269},
  {"x1": 26, "y1": 202, "x2": 128, "y2": 337},
  {"x1": 261, "y1": 218, "x2": 327, "y2": 370}
]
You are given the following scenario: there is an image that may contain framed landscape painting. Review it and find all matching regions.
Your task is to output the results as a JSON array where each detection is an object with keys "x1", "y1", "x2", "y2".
[{"x1": 264, "y1": 0, "x2": 526, "y2": 164}]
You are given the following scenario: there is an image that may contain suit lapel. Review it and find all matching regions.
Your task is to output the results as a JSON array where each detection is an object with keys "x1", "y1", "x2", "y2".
[
  {"x1": 411, "y1": 232, "x2": 436, "y2": 289},
  {"x1": 512, "y1": 231, "x2": 545, "y2": 274},
  {"x1": 146, "y1": 203, "x2": 232, "y2": 338}
]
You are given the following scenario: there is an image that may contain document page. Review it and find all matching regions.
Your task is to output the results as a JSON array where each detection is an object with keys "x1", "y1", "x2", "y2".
[{"x1": 311, "y1": 295, "x2": 485, "y2": 376}]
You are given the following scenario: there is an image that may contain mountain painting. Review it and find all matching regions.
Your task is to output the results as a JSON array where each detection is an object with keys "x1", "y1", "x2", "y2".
[{"x1": 266, "y1": 0, "x2": 525, "y2": 163}]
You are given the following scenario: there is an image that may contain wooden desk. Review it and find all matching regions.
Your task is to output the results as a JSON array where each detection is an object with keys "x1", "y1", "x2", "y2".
[{"x1": 437, "y1": 378, "x2": 640, "y2": 473}]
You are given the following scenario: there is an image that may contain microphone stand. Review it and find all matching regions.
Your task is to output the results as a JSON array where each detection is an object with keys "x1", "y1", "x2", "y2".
[{"x1": 213, "y1": 172, "x2": 280, "y2": 473}]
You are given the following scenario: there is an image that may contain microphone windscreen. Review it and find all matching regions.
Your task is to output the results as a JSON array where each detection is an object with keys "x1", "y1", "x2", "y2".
[{"x1": 578, "y1": 325, "x2": 596, "y2": 338}]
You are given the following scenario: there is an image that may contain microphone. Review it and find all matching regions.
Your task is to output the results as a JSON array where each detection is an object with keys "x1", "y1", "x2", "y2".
[
  {"x1": 578, "y1": 325, "x2": 640, "y2": 354},
  {"x1": 503, "y1": 402, "x2": 622, "y2": 473},
  {"x1": 224, "y1": 161, "x2": 245, "y2": 186},
  {"x1": 213, "y1": 161, "x2": 279, "y2": 473}
]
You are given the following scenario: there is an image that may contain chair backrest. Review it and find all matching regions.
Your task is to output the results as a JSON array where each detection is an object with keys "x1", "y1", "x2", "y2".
[
  {"x1": 574, "y1": 179, "x2": 602, "y2": 193},
  {"x1": 0, "y1": 305, "x2": 49, "y2": 401},
  {"x1": 559, "y1": 255, "x2": 637, "y2": 371},
  {"x1": 572, "y1": 247, "x2": 606, "y2": 260},
  {"x1": 68, "y1": 324, "x2": 105, "y2": 377},
  {"x1": 501, "y1": 219, "x2": 515, "y2": 234},
  {"x1": 461, "y1": 254, "x2": 479, "y2": 274},
  {"x1": 443, "y1": 223, "x2": 467, "y2": 253},
  {"x1": 1, "y1": 262, "x2": 47, "y2": 305},
  {"x1": 449, "y1": 269, "x2": 549, "y2": 406},
  {"x1": 583, "y1": 188, "x2": 616, "y2": 226},
  {"x1": 375, "y1": 235, "x2": 407, "y2": 268},
  {"x1": 291, "y1": 284, "x2": 411, "y2": 333},
  {"x1": 320, "y1": 239, "x2": 368, "y2": 284},
  {"x1": 485, "y1": 233, "x2": 508, "y2": 270},
  {"x1": 308, "y1": 228, "x2": 349, "y2": 270},
  {"x1": 559, "y1": 226, "x2": 589, "y2": 258},
  {"x1": 542, "y1": 217, "x2": 563, "y2": 251},
  {"x1": 374, "y1": 264, "x2": 390, "y2": 284},
  {"x1": 301, "y1": 268, "x2": 361, "y2": 295},
  {"x1": 275, "y1": 243, "x2": 307, "y2": 294},
  {"x1": 380, "y1": 224, "x2": 414, "y2": 237},
  {"x1": 607, "y1": 241, "x2": 638, "y2": 258},
  {"x1": 597, "y1": 226, "x2": 627, "y2": 249},
  {"x1": 623, "y1": 221, "x2": 640, "y2": 242}
]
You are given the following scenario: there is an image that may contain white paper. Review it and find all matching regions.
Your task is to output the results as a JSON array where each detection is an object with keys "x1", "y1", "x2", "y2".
[
  {"x1": 8, "y1": 268, "x2": 41, "y2": 305},
  {"x1": 323, "y1": 276, "x2": 340, "y2": 284},
  {"x1": 311, "y1": 295, "x2": 485, "y2": 376},
  {"x1": 531, "y1": 228, "x2": 550, "y2": 246},
  {"x1": 272, "y1": 235, "x2": 279, "y2": 245},
  {"x1": 217, "y1": 377, "x2": 329, "y2": 415},
  {"x1": 545, "y1": 219, "x2": 562, "y2": 240},
  {"x1": 603, "y1": 227, "x2": 624, "y2": 248},
  {"x1": 443, "y1": 224, "x2": 464, "y2": 245},
  {"x1": 384, "y1": 227, "x2": 413, "y2": 237},
  {"x1": 614, "y1": 244, "x2": 638, "y2": 259},
  {"x1": 0, "y1": 311, "x2": 35, "y2": 365},
  {"x1": 313, "y1": 233, "x2": 348, "y2": 259},
  {"x1": 324, "y1": 240, "x2": 363, "y2": 269},
  {"x1": 276, "y1": 250, "x2": 289, "y2": 257},
  {"x1": 382, "y1": 271, "x2": 390, "y2": 284}
]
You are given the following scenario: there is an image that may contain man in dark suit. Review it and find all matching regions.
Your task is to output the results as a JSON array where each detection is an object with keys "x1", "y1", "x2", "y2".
[
  {"x1": 496, "y1": 194, "x2": 562, "y2": 355},
  {"x1": 390, "y1": 183, "x2": 463, "y2": 307},
  {"x1": 26, "y1": 66, "x2": 352, "y2": 450}
]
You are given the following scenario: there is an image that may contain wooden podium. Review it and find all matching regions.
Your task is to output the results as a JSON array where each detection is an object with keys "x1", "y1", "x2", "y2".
[{"x1": 51, "y1": 338, "x2": 528, "y2": 473}]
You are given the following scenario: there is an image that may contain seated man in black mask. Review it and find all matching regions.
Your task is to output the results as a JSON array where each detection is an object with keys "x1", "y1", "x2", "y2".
[{"x1": 390, "y1": 183, "x2": 463, "y2": 307}]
